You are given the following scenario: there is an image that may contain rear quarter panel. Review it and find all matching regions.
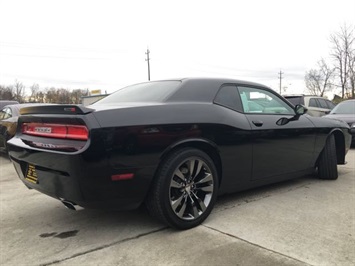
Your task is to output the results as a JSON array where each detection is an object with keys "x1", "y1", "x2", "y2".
[{"x1": 92, "y1": 103, "x2": 254, "y2": 194}]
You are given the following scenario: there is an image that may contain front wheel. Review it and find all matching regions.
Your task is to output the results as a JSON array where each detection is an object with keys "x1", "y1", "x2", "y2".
[
  {"x1": 146, "y1": 148, "x2": 219, "y2": 229},
  {"x1": 318, "y1": 134, "x2": 338, "y2": 180}
]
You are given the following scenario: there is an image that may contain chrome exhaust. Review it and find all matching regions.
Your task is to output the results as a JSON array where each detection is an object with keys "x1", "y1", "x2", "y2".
[{"x1": 60, "y1": 198, "x2": 84, "y2": 211}]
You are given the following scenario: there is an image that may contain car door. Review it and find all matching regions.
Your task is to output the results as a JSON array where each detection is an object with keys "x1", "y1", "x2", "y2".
[
  {"x1": 237, "y1": 86, "x2": 316, "y2": 180},
  {"x1": 307, "y1": 98, "x2": 323, "y2": 117},
  {"x1": 317, "y1": 98, "x2": 332, "y2": 116}
]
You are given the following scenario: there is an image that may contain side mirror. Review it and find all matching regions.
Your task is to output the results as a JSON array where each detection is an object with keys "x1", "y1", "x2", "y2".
[
  {"x1": 295, "y1": 104, "x2": 307, "y2": 115},
  {"x1": 276, "y1": 104, "x2": 308, "y2": 126},
  {"x1": 276, "y1": 117, "x2": 289, "y2": 126}
]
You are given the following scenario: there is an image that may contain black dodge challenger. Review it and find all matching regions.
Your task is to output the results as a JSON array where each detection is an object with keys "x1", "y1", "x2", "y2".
[{"x1": 8, "y1": 78, "x2": 352, "y2": 229}]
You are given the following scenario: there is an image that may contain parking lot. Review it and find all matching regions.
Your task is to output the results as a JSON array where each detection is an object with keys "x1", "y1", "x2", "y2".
[{"x1": 0, "y1": 149, "x2": 354, "y2": 266}]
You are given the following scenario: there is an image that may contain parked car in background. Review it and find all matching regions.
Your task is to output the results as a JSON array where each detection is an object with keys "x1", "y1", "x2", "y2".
[
  {"x1": 7, "y1": 78, "x2": 352, "y2": 229},
  {"x1": 0, "y1": 104, "x2": 41, "y2": 153},
  {"x1": 323, "y1": 99, "x2": 355, "y2": 144},
  {"x1": 283, "y1": 95, "x2": 335, "y2": 117},
  {"x1": 0, "y1": 100, "x2": 19, "y2": 110}
]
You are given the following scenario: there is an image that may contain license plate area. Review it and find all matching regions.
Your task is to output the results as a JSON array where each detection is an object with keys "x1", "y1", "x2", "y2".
[{"x1": 26, "y1": 164, "x2": 38, "y2": 184}]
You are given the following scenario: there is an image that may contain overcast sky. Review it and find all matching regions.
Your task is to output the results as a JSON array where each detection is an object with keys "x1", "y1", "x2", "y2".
[{"x1": 1, "y1": 0, "x2": 354, "y2": 97}]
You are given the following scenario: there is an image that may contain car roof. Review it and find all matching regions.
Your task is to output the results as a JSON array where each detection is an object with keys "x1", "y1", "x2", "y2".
[
  {"x1": 0, "y1": 100, "x2": 19, "y2": 109},
  {"x1": 166, "y1": 77, "x2": 271, "y2": 102},
  {"x1": 179, "y1": 77, "x2": 268, "y2": 88}
]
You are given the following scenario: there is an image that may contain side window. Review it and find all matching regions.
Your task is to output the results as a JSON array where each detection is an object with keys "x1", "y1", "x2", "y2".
[
  {"x1": 318, "y1": 99, "x2": 329, "y2": 109},
  {"x1": 238, "y1": 86, "x2": 294, "y2": 115},
  {"x1": 2, "y1": 108, "x2": 12, "y2": 119},
  {"x1": 326, "y1": 100, "x2": 335, "y2": 109},
  {"x1": 214, "y1": 85, "x2": 243, "y2": 112},
  {"x1": 309, "y1": 98, "x2": 319, "y2": 107},
  {"x1": 0, "y1": 109, "x2": 5, "y2": 120}
]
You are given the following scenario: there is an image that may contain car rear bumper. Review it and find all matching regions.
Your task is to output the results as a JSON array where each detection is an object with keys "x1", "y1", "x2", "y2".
[{"x1": 8, "y1": 138, "x2": 155, "y2": 211}]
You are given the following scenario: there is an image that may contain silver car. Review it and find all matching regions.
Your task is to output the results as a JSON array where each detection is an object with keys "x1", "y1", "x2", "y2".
[
  {"x1": 284, "y1": 95, "x2": 335, "y2": 117},
  {"x1": 323, "y1": 99, "x2": 355, "y2": 144}
]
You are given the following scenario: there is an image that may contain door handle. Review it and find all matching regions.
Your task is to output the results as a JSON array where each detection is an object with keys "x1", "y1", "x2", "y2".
[{"x1": 252, "y1": 120, "x2": 263, "y2": 127}]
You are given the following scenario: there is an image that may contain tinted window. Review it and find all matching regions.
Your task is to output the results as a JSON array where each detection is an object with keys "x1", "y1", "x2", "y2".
[
  {"x1": 238, "y1": 87, "x2": 294, "y2": 114},
  {"x1": 318, "y1": 99, "x2": 329, "y2": 108},
  {"x1": 309, "y1": 98, "x2": 319, "y2": 107},
  {"x1": 326, "y1": 100, "x2": 335, "y2": 109},
  {"x1": 94, "y1": 81, "x2": 181, "y2": 104},
  {"x1": 284, "y1": 96, "x2": 303, "y2": 106},
  {"x1": 214, "y1": 85, "x2": 242, "y2": 111}
]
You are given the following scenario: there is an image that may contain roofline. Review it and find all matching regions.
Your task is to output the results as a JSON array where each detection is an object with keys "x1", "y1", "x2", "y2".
[{"x1": 160, "y1": 77, "x2": 271, "y2": 89}]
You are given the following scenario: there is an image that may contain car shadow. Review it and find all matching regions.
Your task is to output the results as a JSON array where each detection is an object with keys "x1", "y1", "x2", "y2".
[{"x1": 214, "y1": 174, "x2": 317, "y2": 212}]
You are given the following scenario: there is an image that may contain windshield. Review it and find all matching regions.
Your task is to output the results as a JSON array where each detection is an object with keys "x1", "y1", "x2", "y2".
[
  {"x1": 330, "y1": 101, "x2": 355, "y2": 114},
  {"x1": 94, "y1": 81, "x2": 181, "y2": 104}
]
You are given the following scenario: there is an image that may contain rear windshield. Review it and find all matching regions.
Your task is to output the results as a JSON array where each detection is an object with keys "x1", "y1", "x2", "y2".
[
  {"x1": 94, "y1": 81, "x2": 181, "y2": 104},
  {"x1": 284, "y1": 96, "x2": 303, "y2": 106},
  {"x1": 331, "y1": 101, "x2": 355, "y2": 114}
]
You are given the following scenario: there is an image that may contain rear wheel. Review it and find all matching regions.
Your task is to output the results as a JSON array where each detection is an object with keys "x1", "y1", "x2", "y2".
[
  {"x1": 318, "y1": 134, "x2": 338, "y2": 180},
  {"x1": 146, "y1": 148, "x2": 218, "y2": 229}
]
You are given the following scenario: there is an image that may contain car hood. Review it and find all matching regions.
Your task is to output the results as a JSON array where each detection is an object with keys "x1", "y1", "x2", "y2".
[{"x1": 323, "y1": 114, "x2": 355, "y2": 124}]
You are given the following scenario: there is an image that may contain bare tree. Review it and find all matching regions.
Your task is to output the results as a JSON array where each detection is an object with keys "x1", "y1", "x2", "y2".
[
  {"x1": 29, "y1": 83, "x2": 40, "y2": 102},
  {"x1": 1, "y1": 83, "x2": 90, "y2": 104},
  {"x1": 45, "y1": 88, "x2": 73, "y2": 103},
  {"x1": 305, "y1": 59, "x2": 334, "y2": 97},
  {"x1": 330, "y1": 24, "x2": 355, "y2": 98},
  {"x1": 71, "y1": 89, "x2": 88, "y2": 104},
  {"x1": 348, "y1": 46, "x2": 355, "y2": 98},
  {"x1": 57, "y1": 88, "x2": 71, "y2": 104},
  {"x1": 13, "y1": 80, "x2": 26, "y2": 102},
  {"x1": 45, "y1": 87, "x2": 57, "y2": 103},
  {"x1": 0, "y1": 85, "x2": 14, "y2": 100},
  {"x1": 36, "y1": 91, "x2": 45, "y2": 103}
]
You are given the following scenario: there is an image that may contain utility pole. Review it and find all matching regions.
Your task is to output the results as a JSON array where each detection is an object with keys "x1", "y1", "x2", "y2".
[
  {"x1": 278, "y1": 70, "x2": 283, "y2": 94},
  {"x1": 145, "y1": 48, "x2": 151, "y2": 81}
]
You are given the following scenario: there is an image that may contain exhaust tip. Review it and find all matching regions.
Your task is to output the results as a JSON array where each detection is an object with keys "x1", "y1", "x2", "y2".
[
  {"x1": 60, "y1": 198, "x2": 83, "y2": 211},
  {"x1": 62, "y1": 200, "x2": 76, "y2": 210}
]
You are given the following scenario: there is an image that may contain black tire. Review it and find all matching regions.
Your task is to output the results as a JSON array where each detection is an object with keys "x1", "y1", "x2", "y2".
[
  {"x1": 318, "y1": 134, "x2": 338, "y2": 180},
  {"x1": 146, "y1": 148, "x2": 219, "y2": 229}
]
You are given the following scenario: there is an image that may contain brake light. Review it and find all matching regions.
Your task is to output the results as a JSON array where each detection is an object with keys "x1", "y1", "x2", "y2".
[{"x1": 22, "y1": 123, "x2": 88, "y2": 140}]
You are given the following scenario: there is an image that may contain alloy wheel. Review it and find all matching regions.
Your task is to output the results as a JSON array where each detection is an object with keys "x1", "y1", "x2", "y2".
[{"x1": 169, "y1": 157, "x2": 214, "y2": 220}]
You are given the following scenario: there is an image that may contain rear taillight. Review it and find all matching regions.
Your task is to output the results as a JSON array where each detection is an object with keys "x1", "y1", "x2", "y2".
[{"x1": 22, "y1": 123, "x2": 88, "y2": 140}]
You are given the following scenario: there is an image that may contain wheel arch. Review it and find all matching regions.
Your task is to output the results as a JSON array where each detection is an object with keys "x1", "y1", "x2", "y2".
[
  {"x1": 332, "y1": 129, "x2": 346, "y2": 164},
  {"x1": 159, "y1": 138, "x2": 223, "y2": 187},
  {"x1": 320, "y1": 129, "x2": 346, "y2": 165}
]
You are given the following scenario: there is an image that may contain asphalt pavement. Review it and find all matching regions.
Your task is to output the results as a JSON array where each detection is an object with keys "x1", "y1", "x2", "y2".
[{"x1": 0, "y1": 149, "x2": 354, "y2": 266}]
